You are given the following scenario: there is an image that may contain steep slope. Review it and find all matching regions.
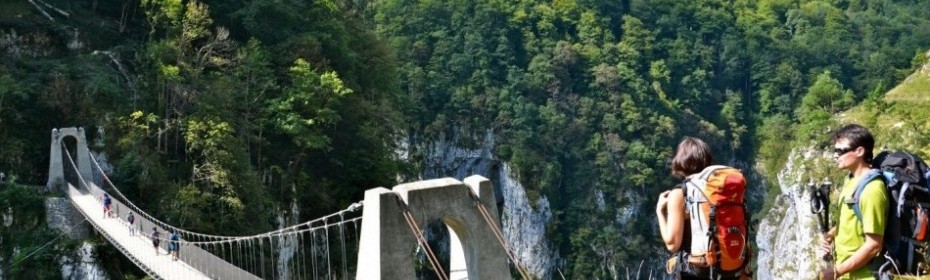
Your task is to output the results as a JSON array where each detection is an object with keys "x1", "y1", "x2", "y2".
[{"x1": 885, "y1": 50, "x2": 930, "y2": 103}]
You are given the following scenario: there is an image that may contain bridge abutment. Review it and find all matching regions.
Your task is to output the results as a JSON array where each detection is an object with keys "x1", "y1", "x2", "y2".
[{"x1": 356, "y1": 175, "x2": 510, "y2": 279}]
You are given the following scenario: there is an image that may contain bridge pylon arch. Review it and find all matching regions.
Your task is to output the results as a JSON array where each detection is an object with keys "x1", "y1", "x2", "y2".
[
  {"x1": 47, "y1": 127, "x2": 93, "y2": 191},
  {"x1": 356, "y1": 175, "x2": 511, "y2": 279}
]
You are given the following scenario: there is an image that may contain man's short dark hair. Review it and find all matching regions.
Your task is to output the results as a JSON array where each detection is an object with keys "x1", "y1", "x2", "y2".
[{"x1": 833, "y1": 124, "x2": 875, "y2": 162}]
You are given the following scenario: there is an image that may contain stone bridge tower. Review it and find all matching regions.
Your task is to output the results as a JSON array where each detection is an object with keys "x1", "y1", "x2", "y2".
[
  {"x1": 356, "y1": 175, "x2": 511, "y2": 279},
  {"x1": 46, "y1": 127, "x2": 93, "y2": 191}
]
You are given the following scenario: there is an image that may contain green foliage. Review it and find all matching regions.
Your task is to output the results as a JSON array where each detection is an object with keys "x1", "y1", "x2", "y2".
[
  {"x1": 116, "y1": 111, "x2": 160, "y2": 149},
  {"x1": 796, "y1": 71, "x2": 852, "y2": 141},
  {"x1": 141, "y1": 0, "x2": 184, "y2": 36},
  {"x1": 0, "y1": 184, "x2": 76, "y2": 279},
  {"x1": 885, "y1": 62, "x2": 930, "y2": 102},
  {"x1": 759, "y1": 62, "x2": 805, "y2": 116},
  {"x1": 798, "y1": 71, "x2": 855, "y2": 119},
  {"x1": 267, "y1": 59, "x2": 352, "y2": 151},
  {"x1": 721, "y1": 90, "x2": 748, "y2": 151}
]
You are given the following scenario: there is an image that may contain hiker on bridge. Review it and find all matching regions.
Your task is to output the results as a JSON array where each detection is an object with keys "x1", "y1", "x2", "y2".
[
  {"x1": 151, "y1": 227, "x2": 161, "y2": 256},
  {"x1": 102, "y1": 193, "x2": 112, "y2": 218},
  {"x1": 168, "y1": 230, "x2": 180, "y2": 261},
  {"x1": 820, "y1": 124, "x2": 888, "y2": 280},
  {"x1": 126, "y1": 212, "x2": 136, "y2": 236}
]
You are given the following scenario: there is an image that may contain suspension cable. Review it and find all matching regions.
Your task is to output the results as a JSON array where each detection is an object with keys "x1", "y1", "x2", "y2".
[
  {"x1": 340, "y1": 213, "x2": 348, "y2": 280},
  {"x1": 467, "y1": 187, "x2": 533, "y2": 280},
  {"x1": 311, "y1": 228, "x2": 318, "y2": 279},
  {"x1": 11, "y1": 218, "x2": 88, "y2": 267},
  {"x1": 299, "y1": 231, "x2": 306, "y2": 280},
  {"x1": 395, "y1": 195, "x2": 449, "y2": 280},
  {"x1": 88, "y1": 152, "x2": 364, "y2": 240},
  {"x1": 325, "y1": 218, "x2": 332, "y2": 279},
  {"x1": 260, "y1": 237, "x2": 266, "y2": 279},
  {"x1": 67, "y1": 147, "x2": 369, "y2": 279}
]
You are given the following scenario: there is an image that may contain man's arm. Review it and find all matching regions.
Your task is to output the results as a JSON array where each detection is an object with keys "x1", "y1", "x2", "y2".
[{"x1": 834, "y1": 233, "x2": 882, "y2": 276}]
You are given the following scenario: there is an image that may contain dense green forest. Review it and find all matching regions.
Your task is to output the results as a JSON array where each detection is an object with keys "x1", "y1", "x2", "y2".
[{"x1": 1, "y1": 0, "x2": 929, "y2": 278}]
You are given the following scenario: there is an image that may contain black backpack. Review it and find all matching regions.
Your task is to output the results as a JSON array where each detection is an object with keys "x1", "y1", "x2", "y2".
[{"x1": 849, "y1": 151, "x2": 930, "y2": 276}]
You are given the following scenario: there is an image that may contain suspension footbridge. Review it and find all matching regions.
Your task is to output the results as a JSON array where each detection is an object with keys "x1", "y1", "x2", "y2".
[{"x1": 46, "y1": 127, "x2": 530, "y2": 279}]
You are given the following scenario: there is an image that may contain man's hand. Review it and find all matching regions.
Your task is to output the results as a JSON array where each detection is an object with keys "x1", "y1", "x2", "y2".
[
  {"x1": 820, "y1": 228, "x2": 836, "y2": 259},
  {"x1": 820, "y1": 234, "x2": 833, "y2": 257},
  {"x1": 820, "y1": 266, "x2": 836, "y2": 280}
]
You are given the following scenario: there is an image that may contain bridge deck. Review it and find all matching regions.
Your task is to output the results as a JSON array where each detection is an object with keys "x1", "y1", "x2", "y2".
[{"x1": 67, "y1": 184, "x2": 211, "y2": 280}]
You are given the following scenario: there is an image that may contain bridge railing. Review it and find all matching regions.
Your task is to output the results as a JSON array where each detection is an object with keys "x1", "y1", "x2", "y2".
[
  {"x1": 65, "y1": 183, "x2": 161, "y2": 278},
  {"x1": 59, "y1": 134, "x2": 364, "y2": 279},
  {"x1": 61, "y1": 145, "x2": 261, "y2": 280},
  {"x1": 81, "y1": 179, "x2": 262, "y2": 280}
]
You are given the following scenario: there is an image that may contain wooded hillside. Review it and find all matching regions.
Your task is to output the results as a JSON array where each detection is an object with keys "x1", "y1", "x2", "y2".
[{"x1": 1, "y1": 0, "x2": 929, "y2": 278}]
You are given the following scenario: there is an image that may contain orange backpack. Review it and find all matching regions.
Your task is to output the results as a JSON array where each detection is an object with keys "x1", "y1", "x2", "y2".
[{"x1": 682, "y1": 165, "x2": 751, "y2": 276}]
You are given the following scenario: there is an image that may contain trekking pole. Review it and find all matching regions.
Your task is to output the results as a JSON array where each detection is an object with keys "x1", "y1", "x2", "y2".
[{"x1": 810, "y1": 177, "x2": 834, "y2": 262}]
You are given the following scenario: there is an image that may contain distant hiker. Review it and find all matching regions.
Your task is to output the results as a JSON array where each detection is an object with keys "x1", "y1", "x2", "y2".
[
  {"x1": 102, "y1": 193, "x2": 112, "y2": 218},
  {"x1": 820, "y1": 124, "x2": 888, "y2": 280},
  {"x1": 126, "y1": 212, "x2": 136, "y2": 236},
  {"x1": 168, "y1": 230, "x2": 180, "y2": 261},
  {"x1": 151, "y1": 227, "x2": 161, "y2": 255},
  {"x1": 657, "y1": 137, "x2": 752, "y2": 279}
]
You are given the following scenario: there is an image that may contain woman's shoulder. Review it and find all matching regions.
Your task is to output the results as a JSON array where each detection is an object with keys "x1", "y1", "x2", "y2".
[{"x1": 667, "y1": 188, "x2": 685, "y2": 199}]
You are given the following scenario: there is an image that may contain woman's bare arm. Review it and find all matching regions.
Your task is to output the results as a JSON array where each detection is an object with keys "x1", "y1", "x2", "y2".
[{"x1": 656, "y1": 188, "x2": 685, "y2": 252}]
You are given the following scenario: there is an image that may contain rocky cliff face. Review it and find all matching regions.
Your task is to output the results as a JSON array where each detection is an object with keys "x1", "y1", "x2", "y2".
[
  {"x1": 414, "y1": 132, "x2": 559, "y2": 279},
  {"x1": 45, "y1": 198, "x2": 89, "y2": 240},
  {"x1": 755, "y1": 148, "x2": 825, "y2": 279},
  {"x1": 60, "y1": 242, "x2": 107, "y2": 280},
  {"x1": 497, "y1": 163, "x2": 558, "y2": 280}
]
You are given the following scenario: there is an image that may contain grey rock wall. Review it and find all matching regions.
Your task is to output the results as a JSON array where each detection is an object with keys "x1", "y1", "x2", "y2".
[
  {"x1": 497, "y1": 163, "x2": 557, "y2": 280},
  {"x1": 755, "y1": 148, "x2": 823, "y2": 279},
  {"x1": 45, "y1": 197, "x2": 89, "y2": 240},
  {"x1": 60, "y1": 242, "x2": 107, "y2": 280}
]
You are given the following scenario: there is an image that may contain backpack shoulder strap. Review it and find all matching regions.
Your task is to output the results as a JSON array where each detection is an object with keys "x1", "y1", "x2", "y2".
[
  {"x1": 680, "y1": 183, "x2": 688, "y2": 213},
  {"x1": 683, "y1": 165, "x2": 731, "y2": 201},
  {"x1": 851, "y1": 169, "x2": 885, "y2": 222},
  {"x1": 694, "y1": 165, "x2": 731, "y2": 180}
]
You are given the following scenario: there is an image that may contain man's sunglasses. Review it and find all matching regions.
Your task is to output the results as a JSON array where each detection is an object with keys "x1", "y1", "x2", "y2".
[{"x1": 833, "y1": 146, "x2": 856, "y2": 155}]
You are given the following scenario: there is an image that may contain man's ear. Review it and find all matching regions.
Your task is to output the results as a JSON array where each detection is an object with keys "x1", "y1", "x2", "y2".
[{"x1": 856, "y1": 146, "x2": 866, "y2": 158}]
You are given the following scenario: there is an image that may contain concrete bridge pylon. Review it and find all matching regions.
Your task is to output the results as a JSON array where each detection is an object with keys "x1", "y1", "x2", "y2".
[
  {"x1": 47, "y1": 127, "x2": 93, "y2": 191},
  {"x1": 356, "y1": 175, "x2": 510, "y2": 279}
]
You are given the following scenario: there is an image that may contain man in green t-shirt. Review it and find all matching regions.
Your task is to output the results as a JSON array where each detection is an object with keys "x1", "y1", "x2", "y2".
[{"x1": 821, "y1": 124, "x2": 889, "y2": 280}]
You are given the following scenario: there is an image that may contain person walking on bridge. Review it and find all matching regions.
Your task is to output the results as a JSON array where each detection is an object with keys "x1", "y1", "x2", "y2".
[
  {"x1": 151, "y1": 227, "x2": 161, "y2": 256},
  {"x1": 101, "y1": 193, "x2": 112, "y2": 218},
  {"x1": 168, "y1": 230, "x2": 180, "y2": 261},
  {"x1": 126, "y1": 212, "x2": 136, "y2": 236}
]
